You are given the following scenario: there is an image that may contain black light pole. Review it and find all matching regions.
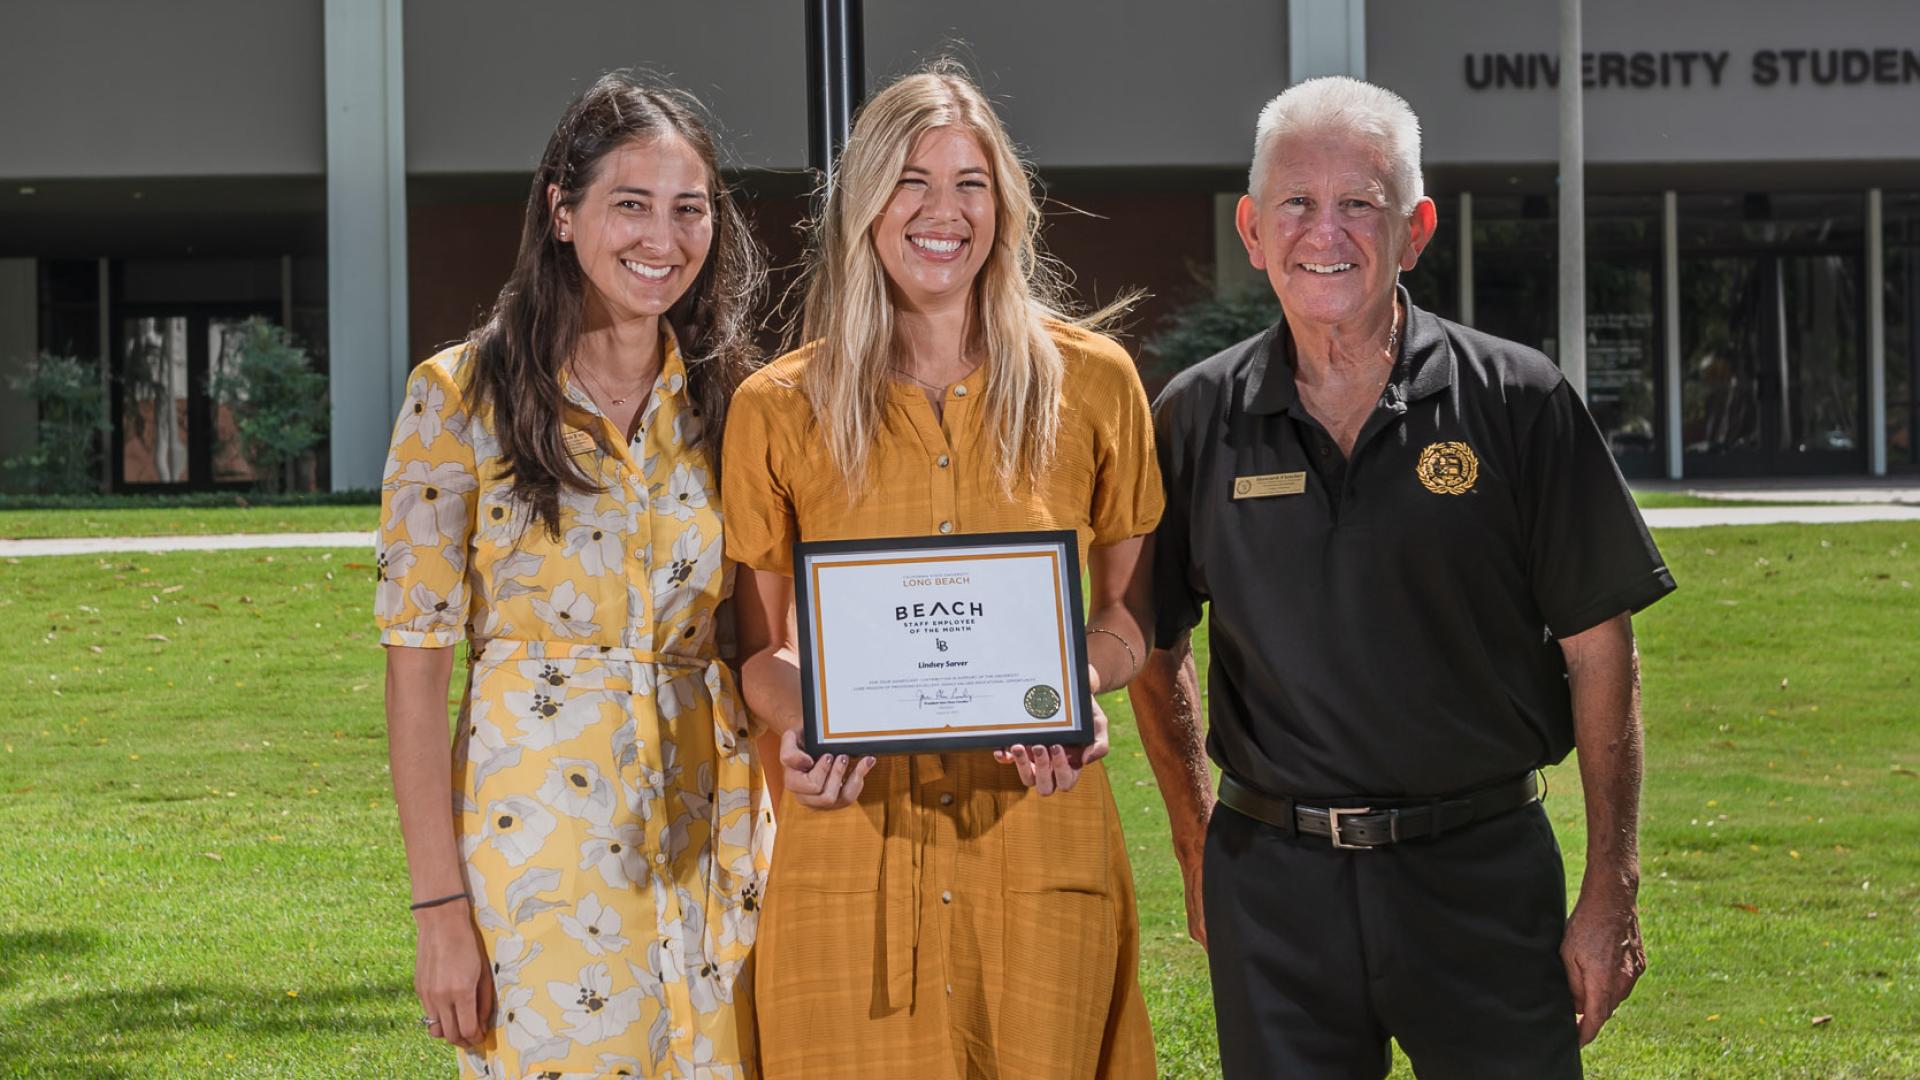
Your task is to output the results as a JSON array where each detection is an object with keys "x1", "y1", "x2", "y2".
[{"x1": 805, "y1": 0, "x2": 865, "y2": 177}]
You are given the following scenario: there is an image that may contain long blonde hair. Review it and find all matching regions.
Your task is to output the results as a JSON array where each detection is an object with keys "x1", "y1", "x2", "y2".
[{"x1": 797, "y1": 60, "x2": 1129, "y2": 492}]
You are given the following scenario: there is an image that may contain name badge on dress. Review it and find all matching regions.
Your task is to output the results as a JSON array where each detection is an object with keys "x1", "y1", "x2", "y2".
[
  {"x1": 562, "y1": 429, "x2": 598, "y2": 457},
  {"x1": 1232, "y1": 471, "x2": 1307, "y2": 499}
]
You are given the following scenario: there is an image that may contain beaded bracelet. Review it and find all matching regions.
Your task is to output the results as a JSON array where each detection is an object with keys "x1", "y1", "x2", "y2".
[{"x1": 1086, "y1": 625, "x2": 1139, "y2": 682}]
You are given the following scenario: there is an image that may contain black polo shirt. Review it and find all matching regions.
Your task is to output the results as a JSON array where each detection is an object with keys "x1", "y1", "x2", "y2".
[{"x1": 1151, "y1": 290, "x2": 1676, "y2": 799}]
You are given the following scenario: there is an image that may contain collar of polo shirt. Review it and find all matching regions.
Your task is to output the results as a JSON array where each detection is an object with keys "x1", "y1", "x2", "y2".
[{"x1": 1244, "y1": 284, "x2": 1458, "y2": 417}]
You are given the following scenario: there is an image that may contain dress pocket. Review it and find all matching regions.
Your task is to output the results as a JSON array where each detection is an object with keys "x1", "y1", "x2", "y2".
[{"x1": 999, "y1": 763, "x2": 1113, "y2": 895}]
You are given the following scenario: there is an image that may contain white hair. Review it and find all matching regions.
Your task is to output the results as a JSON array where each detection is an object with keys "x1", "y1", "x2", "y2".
[{"x1": 1248, "y1": 76, "x2": 1424, "y2": 213}]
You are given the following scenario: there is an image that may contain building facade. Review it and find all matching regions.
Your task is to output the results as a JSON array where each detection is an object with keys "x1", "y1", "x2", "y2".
[{"x1": 1, "y1": 0, "x2": 1914, "y2": 492}]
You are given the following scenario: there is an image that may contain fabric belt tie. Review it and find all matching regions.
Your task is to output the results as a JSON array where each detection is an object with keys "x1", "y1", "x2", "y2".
[
  {"x1": 473, "y1": 638, "x2": 772, "y2": 970},
  {"x1": 1217, "y1": 771, "x2": 1542, "y2": 849},
  {"x1": 878, "y1": 752, "x2": 946, "y2": 1012}
]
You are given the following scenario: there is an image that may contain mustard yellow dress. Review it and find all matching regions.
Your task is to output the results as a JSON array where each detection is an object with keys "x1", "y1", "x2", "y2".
[
  {"x1": 721, "y1": 323, "x2": 1163, "y2": 1080},
  {"x1": 376, "y1": 334, "x2": 772, "y2": 1079}
]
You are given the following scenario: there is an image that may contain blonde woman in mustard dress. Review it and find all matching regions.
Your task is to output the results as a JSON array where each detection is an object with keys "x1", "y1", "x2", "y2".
[
  {"x1": 724, "y1": 63, "x2": 1161, "y2": 1079},
  {"x1": 377, "y1": 73, "x2": 770, "y2": 1079}
]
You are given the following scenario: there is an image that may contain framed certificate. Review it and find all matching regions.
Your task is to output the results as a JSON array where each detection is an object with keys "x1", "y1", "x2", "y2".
[{"x1": 792, "y1": 530, "x2": 1094, "y2": 757}]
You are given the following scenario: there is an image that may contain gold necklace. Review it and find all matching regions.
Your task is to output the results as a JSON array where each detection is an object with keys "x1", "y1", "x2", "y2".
[
  {"x1": 893, "y1": 354, "x2": 981, "y2": 392},
  {"x1": 572, "y1": 361, "x2": 654, "y2": 408}
]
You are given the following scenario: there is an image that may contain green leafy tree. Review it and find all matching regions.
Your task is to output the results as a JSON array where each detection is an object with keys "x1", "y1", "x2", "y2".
[
  {"x1": 3, "y1": 353, "x2": 110, "y2": 494},
  {"x1": 208, "y1": 318, "x2": 329, "y2": 493}
]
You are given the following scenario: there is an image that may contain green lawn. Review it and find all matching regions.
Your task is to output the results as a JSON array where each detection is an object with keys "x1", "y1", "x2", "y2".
[
  {"x1": 0, "y1": 504, "x2": 378, "y2": 540},
  {"x1": 1, "y1": 525, "x2": 1916, "y2": 1077}
]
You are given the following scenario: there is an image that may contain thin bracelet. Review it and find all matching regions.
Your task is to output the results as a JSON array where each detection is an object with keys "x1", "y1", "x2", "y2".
[
  {"x1": 409, "y1": 891, "x2": 470, "y2": 912},
  {"x1": 1086, "y1": 625, "x2": 1139, "y2": 682}
]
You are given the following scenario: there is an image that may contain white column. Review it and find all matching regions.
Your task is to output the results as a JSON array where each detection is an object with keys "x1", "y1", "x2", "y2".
[
  {"x1": 1288, "y1": 0, "x2": 1367, "y2": 83},
  {"x1": 323, "y1": 0, "x2": 409, "y2": 492},
  {"x1": 1868, "y1": 188, "x2": 1888, "y2": 476},
  {"x1": 1557, "y1": 0, "x2": 1586, "y2": 396},
  {"x1": 1663, "y1": 191, "x2": 1683, "y2": 480},
  {"x1": 1458, "y1": 191, "x2": 1475, "y2": 326}
]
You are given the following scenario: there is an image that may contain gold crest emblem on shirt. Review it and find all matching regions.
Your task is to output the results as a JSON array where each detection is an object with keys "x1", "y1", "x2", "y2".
[{"x1": 1416, "y1": 441, "x2": 1479, "y2": 495}]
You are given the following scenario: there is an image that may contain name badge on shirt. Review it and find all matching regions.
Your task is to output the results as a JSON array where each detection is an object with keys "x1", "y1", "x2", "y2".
[
  {"x1": 1232, "y1": 471, "x2": 1307, "y2": 500},
  {"x1": 562, "y1": 429, "x2": 598, "y2": 457}
]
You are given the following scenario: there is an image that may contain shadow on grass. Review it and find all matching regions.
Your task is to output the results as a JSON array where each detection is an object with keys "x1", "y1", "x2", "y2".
[
  {"x1": 0, "y1": 980, "x2": 414, "y2": 1076},
  {"x1": 0, "y1": 929, "x2": 102, "y2": 990}
]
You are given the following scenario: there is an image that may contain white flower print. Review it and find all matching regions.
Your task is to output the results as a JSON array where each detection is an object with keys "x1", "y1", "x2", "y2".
[
  {"x1": 624, "y1": 738, "x2": 680, "y2": 822},
  {"x1": 505, "y1": 865, "x2": 567, "y2": 925},
  {"x1": 651, "y1": 462, "x2": 711, "y2": 522},
  {"x1": 672, "y1": 406, "x2": 704, "y2": 452},
  {"x1": 655, "y1": 666, "x2": 706, "y2": 723},
  {"x1": 476, "y1": 490, "x2": 530, "y2": 548},
  {"x1": 597, "y1": 1052, "x2": 646, "y2": 1078},
  {"x1": 562, "y1": 509, "x2": 628, "y2": 577},
  {"x1": 462, "y1": 861, "x2": 510, "y2": 935},
  {"x1": 393, "y1": 375, "x2": 446, "y2": 449},
  {"x1": 489, "y1": 932, "x2": 543, "y2": 986},
  {"x1": 491, "y1": 549, "x2": 546, "y2": 600},
  {"x1": 536, "y1": 757, "x2": 617, "y2": 824},
  {"x1": 373, "y1": 540, "x2": 416, "y2": 620},
  {"x1": 650, "y1": 525, "x2": 723, "y2": 628},
  {"x1": 464, "y1": 699, "x2": 523, "y2": 790},
  {"x1": 387, "y1": 459, "x2": 476, "y2": 545},
  {"x1": 504, "y1": 683, "x2": 603, "y2": 751},
  {"x1": 498, "y1": 983, "x2": 570, "y2": 1064},
  {"x1": 531, "y1": 580, "x2": 601, "y2": 639},
  {"x1": 580, "y1": 822, "x2": 649, "y2": 889},
  {"x1": 405, "y1": 580, "x2": 468, "y2": 629},
  {"x1": 480, "y1": 795, "x2": 557, "y2": 868},
  {"x1": 671, "y1": 1033, "x2": 721, "y2": 1080},
  {"x1": 515, "y1": 657, "x2": 610, "y2": 694},
  {"x1": 557, "y1": 891, "x2": 630, "y2": 957},
  {"x1": 547, "y1": 961, "x2": 646, "y2": 1045}
]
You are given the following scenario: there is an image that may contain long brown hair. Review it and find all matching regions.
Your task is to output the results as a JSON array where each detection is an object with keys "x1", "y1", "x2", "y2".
[{"x1": 468, "y1": 71, "x2": 764, "y2": 535}]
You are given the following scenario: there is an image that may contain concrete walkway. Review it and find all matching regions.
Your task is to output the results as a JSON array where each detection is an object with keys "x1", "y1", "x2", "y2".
[
  {"x1": 1634, "y1": 477, "x2": 1920, "y2": 506},
  {"x1": 5, "y1": 502, "x2": 1920, "y2": 560},
  {"x1": 0, "y1": 531, "x2": 373, "y2": 558}
]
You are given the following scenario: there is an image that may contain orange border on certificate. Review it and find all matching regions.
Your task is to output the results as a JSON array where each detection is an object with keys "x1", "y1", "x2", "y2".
[{"x1": 810, "y1": 549, "x2": 1075, "y2": 742}]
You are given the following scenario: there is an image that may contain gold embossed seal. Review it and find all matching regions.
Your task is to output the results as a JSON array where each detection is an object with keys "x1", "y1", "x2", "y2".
[{"x1": 1416, "y1": 441, "x2": 1479, "y2": 495}]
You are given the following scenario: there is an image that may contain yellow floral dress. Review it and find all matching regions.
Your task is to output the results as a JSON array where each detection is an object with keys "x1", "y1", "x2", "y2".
[{"x1": 376, "y1": 333, "x2": 772, "y2": 1080}]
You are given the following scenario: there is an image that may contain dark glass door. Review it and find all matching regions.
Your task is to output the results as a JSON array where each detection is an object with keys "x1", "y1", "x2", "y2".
[{"x1": 1681, "y1": 253, "x2": 1865, "y2": 476}]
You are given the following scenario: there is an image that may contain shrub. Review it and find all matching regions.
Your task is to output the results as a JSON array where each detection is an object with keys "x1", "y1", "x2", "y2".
[
  {"x1": 208, "y1": 318, "x2": 330, "y2": 493},
  {"x1": 1144, "y1": 285, "x2": 1279, "y2": 380},
  {"x1": 3, "y1": 352, "x2": 110, "y2": 495}
]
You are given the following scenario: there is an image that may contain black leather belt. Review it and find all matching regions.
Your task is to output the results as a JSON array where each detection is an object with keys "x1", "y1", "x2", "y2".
[{"x1": 1217, "y1": 771, "x2": 1542, "y2": 849}]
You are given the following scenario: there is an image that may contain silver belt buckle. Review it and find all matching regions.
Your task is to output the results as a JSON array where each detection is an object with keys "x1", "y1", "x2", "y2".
[{"x1": 1327, "y1": 805, "x2": 1373, "y2": 850}]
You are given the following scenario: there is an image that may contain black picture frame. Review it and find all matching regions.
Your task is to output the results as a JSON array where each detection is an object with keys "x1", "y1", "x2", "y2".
[{"x1": 791, "y1": 529, "x2": 1093, "y2": 758}]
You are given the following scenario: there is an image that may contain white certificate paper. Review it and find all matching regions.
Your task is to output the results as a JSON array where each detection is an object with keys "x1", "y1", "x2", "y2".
[{"x1": 793, "y1": 531, "x2": 1093, "y2": 756}]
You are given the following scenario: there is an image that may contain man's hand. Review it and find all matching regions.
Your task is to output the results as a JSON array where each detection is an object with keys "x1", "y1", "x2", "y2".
[
  {"x1": 1177, "y1": 842, "x2": 1207, "y2": 950},
  {"x1": 1561, "y1": 887, "x2": 1646, "y2": 1046},
  {"x1": 778, "y1": 728, "x2": 876, "y2": 809}
]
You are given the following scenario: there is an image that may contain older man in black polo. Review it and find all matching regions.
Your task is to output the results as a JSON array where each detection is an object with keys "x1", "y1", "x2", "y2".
[{"x1": 1129, "y1": 76, "x2": 1674, "y2": 1079}]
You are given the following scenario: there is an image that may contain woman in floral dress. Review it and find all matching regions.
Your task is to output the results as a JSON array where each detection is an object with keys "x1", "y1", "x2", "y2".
[{"x1": 377, "y1": 72, "x2": 769, "y2": 1079}]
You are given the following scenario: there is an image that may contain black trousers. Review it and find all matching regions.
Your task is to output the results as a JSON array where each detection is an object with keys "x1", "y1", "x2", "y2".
[{"x1": 1203, "y1": 799, "x2": 1582, "y2": 1080}]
